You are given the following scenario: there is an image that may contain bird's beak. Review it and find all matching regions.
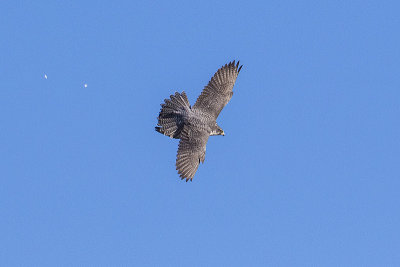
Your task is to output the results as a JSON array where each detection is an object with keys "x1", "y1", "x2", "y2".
[{"x1": 222, "y1": 131, "x2": 225, "y2": 136}]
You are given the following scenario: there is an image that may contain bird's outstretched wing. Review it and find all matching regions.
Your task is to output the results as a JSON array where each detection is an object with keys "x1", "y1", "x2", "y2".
[
  {"x1": 193, "y1": 60, "x2": 242, "y2": 119},
  {"x1": 176, "y1": 126, "x2": 210, "y2": 181}
]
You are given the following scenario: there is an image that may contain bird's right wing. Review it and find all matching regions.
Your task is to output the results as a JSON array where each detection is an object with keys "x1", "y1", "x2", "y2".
[
  {"x1": 193, "y1": 60, "x2": 242, "y2": 119},
  {"x1": 176, "y1": 126, "x2": 210, "y2": 181}
]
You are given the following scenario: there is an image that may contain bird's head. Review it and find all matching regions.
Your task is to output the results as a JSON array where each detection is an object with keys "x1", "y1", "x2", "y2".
[{"x1": 211, "y1": 124, "x2": 225, "y2": 136}]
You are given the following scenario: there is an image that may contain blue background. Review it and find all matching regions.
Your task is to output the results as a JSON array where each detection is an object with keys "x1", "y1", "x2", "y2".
[{"x1": 1, "y1": 0, "x2": 399, "y2": 265}]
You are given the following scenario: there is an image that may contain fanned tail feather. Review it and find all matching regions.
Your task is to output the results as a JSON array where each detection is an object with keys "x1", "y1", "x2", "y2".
[{"x1": 156, "y1": 91, "x2": 191, "y2": 139}]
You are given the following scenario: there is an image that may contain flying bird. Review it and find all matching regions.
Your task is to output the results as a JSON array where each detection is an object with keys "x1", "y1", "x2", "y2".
[{"x1": 155, "y1": 60, "x2": 243, "y2": 181}]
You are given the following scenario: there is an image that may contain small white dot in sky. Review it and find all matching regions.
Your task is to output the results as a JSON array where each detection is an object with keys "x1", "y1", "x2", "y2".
[
  {"x1": 44, "y1": 74, "x2": 47, "y2": 79},
  {"x1": 84, "y1": 83, "x2": 88, "y2": 88}
]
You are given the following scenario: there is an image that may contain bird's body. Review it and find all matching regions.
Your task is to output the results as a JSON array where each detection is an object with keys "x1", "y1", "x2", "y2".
[
  {"x1": 156, "y1": 109, "x2": 221, "y2": 138},
  {"x1": 156, "y1": 61, "x2": 242, "y2": 181}
]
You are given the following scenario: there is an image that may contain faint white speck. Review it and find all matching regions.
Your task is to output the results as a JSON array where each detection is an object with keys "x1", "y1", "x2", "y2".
[
  {"x1": 44, "y1": 74, "x2": 47, "y2": 79},
  {"x1": 84, "y1": 83, "x2": 88, "y2": 88}
]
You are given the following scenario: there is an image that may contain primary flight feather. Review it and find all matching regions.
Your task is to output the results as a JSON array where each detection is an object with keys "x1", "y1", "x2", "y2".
[{"x1": 155, "y1": 60, "x2": 243, "y2": 181}]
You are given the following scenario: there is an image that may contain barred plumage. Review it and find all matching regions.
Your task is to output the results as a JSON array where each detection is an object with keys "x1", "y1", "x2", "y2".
[{"x1": 156, "y1": 60, "x2": 243, "y2": 181}]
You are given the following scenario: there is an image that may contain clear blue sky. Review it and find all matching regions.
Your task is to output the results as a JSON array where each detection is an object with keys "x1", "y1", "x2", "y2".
[{"x1": 1, "y1": 0, "x2": 399, "y2": 266}]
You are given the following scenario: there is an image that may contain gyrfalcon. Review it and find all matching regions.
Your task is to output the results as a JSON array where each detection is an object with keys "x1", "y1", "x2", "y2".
[{"x1": 155, "y1": 60, "x2": 243, "y2": 181}]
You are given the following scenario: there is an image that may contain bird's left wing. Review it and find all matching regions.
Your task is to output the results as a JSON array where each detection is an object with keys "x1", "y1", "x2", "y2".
[
  {"x1": 193, "y1": 60, "x2": 242, "y2": 119},
  {"x1": 176, "y1": 126, "x2": 210, "y2": 181}
]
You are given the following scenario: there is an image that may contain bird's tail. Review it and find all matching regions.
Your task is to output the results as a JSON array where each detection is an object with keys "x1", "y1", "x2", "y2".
[{"x1": 155, "y1": 91, "x2": 191, "y2": 139}]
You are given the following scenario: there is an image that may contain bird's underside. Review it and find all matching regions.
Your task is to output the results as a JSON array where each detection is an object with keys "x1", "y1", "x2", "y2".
[{"x1": 155, "y1": 60, "x2": 242, "y2": 181}]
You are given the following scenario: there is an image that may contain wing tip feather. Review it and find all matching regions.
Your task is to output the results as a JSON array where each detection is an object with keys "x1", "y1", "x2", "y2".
[{"x1": 227, "y1": 59, "x2": 243, "y2": 73}]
